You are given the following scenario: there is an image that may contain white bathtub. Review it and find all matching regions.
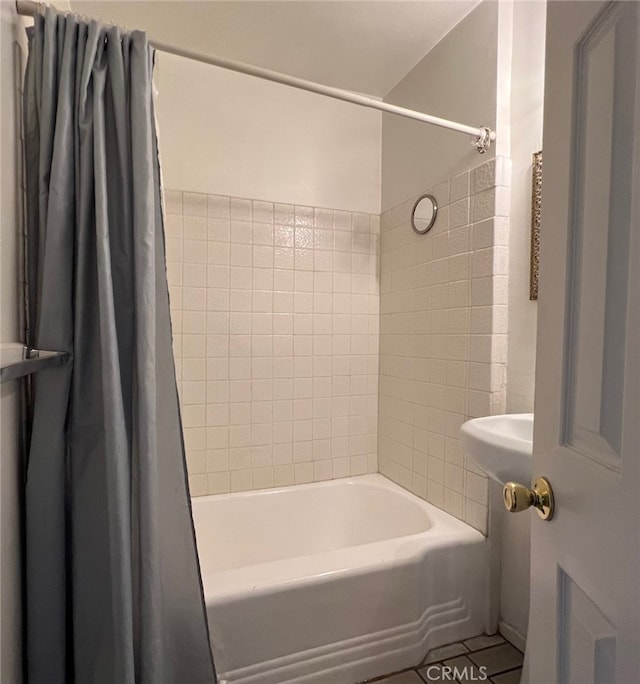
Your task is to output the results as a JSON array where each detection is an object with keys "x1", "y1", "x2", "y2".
[{"x1": 192, "y1": 474, "x2": 488, "y2": 684}]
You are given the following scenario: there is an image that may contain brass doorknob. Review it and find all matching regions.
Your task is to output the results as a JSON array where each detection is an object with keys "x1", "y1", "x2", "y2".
[{"x1": 503, "y1": 477, "x2": 554, "y2": 521}]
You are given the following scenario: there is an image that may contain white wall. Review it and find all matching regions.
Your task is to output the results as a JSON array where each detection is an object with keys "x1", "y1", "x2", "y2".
[
  {"x1": 498, "y1": 0, "x2": 546, "y2": 648},
  {"x1": 505, "y1": 1, "x2": 544, "y2": 415},
  {"x1": 380, "y1": 0, "x2": 545, "y2": 649},
  {"x1": 0, "y1": 2, "x2": 27, "y2": 681},
  {"x1": 381, "y1": 1, "x2": 498, "y2": 212},
  {"x1": 149, "y1": 37, "x2": 383, "y2": 494},
  {"x1": 154, "y1": 53, "x2": 381, "y2": 215},
  {"x1": 377, "y1": 1, "x2": 508, "y2": 536},
  {"x1": 378, "y1": 3, "x2": 503, "y2": 516}
]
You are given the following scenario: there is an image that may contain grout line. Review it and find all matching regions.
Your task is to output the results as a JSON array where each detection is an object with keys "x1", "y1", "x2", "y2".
[
  {"x1": 463, "y1": 642, "x2": 521, "y2": 657},
  {"x1": 365, "y1": 637, "x2": 525, "y2": 683},
  {"x1": 488, "y1": 664, "x2": 524, "y2": 678}
]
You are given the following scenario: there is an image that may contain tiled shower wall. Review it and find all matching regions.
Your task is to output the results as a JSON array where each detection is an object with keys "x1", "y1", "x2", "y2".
[
  {"x1": 164, "y1": 191, "x2": 380, "y2": 496},
  {"x1": 378, "y1": 158, "x2": 510, "y2": 535}
]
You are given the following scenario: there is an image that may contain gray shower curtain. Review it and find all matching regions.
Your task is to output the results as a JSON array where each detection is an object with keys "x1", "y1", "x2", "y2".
[{"x1": 23, "y1": 8, "x2": 216, "y2": 684}]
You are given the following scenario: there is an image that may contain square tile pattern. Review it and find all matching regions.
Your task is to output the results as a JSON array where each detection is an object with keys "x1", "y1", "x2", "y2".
[
  {"x1": 363, "y1": 634, "x2": 523, "y2": 684},
  {"x1": 378, "y1": 158, "x2": 510, "y2": 534},
  {"x1": 165, "y1": 157, "x2": 510, "y2": 529},
  {"x1": 164, "y1": 190, "x2": 380, "y2": 495}
]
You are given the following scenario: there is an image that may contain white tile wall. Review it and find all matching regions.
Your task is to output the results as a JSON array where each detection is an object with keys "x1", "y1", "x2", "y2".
[
  {"x1": 378, "y1": 158, "x2": 510, "y2": 535},
  {"x1": 164, "y1": 190, "x2": 379, "y2": 495}
]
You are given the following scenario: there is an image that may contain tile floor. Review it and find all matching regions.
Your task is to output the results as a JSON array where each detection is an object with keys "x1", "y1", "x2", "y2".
[{"x1": 362, "y1": 634, "x2": 524, "y2": 684}]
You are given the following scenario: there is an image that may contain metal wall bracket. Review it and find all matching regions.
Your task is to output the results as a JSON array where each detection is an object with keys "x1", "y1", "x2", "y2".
[
  {"x1": 0, "y1": 343, "x2": 69, "y2": 384},
  {"x1": 473, "y1": 127, "x2": 494, "y2": 154}
]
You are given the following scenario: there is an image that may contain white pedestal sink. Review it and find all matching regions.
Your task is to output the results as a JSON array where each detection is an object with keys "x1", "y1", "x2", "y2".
[
  {"x1": 461, "y1": 413, "x2": 535, "y2": 660},
  {"x1": 460, "y1": 414, "x2": 533, "y2": 485}
]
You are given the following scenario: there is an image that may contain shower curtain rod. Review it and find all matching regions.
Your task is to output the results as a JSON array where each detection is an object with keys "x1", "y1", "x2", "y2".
[{"x1": 16, "y1": 0, "x2": 496, "y2": 154}]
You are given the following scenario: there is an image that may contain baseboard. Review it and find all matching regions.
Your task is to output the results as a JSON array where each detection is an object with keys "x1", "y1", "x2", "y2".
[{"x1": 499, "y1": 620, "x2": 526, "y2": 653}]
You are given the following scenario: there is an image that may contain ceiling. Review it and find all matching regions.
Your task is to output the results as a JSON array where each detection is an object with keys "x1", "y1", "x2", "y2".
[{"x1": 70, "y1": 1, "x2": 480, "y2": 97}]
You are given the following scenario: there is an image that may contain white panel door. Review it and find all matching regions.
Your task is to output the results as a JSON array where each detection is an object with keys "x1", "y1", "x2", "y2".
[{"x1": 529, "y1": 2, "x2": 640, "y2": 683}]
